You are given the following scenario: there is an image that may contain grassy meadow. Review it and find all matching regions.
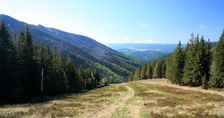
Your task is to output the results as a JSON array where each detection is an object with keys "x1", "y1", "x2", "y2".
[{"x1": 1, "y1": 79, "x2": 224, "y2": 118}]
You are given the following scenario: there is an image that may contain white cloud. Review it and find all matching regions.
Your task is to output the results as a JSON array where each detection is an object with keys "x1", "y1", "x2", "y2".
[{"x1": 198, "y1": 24, "x2": 209, "y2": 29}]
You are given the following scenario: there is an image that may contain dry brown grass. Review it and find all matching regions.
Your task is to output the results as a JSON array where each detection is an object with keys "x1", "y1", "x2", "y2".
[
  {"x1": 0, "y1": 84, "x2": 128, "y2": 118},
  {"x1": 128, "y1": 80, "x2": 224, "y2": 118},
  {"x1": 1, "y1": 79, "x2": 224, "y2": 118}
]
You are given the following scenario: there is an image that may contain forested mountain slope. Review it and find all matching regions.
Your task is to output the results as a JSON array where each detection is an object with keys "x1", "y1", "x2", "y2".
[{"x1": 0, "y1": 14, "x2": 139, "y2": 82}]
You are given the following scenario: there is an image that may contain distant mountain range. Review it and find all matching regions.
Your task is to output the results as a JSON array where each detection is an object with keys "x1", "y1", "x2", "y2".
[
  {"x1": 106, "y1": 43, "x2": 183, "y2": 63},
  {"x1": 106, "y1": 43, "x2": 180, "y2": 52},
  {"x1": 0, "y1": 14, "x2": 139, "y2": 82},
  {"x1": 118, "y1": 48, "x2": 168, "y2": 63}
]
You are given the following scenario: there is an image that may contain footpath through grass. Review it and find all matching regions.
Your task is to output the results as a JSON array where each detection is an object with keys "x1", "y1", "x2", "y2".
[{"x1": 1, "y1": 79, "x2": 224, "y2": 118}]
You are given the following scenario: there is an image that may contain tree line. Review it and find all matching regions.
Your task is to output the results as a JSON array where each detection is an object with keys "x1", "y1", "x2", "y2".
[
  {"x1": 0, "y1": 22, "x2": 103, "y2": 101},
  {"x1": 128, "y1": 59, "x2": 166, "y2": 81},
  {"x1": 129, "y1": 31, "x2": 224, "y2": 89}
]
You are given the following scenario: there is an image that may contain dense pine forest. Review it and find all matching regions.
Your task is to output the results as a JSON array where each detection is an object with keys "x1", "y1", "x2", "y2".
[
  {"x1": 129, "y1": 32, "x2": 224, "y2": 89},
  {"x1": 0, "y1": 22, "x2": 103, "y2": 102}
]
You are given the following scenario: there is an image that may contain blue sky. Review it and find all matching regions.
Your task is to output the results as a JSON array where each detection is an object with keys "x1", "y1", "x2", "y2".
[{"x1": 0, "y1": 0, "x2": 223, "y2": 44}]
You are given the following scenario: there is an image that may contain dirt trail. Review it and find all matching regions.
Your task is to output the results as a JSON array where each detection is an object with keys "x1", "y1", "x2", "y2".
[
  {"x1": 126, "y1": 84, "x2": 141, "y2": 118},
  {"x1": 127, "y1": 105, "x2": 141, "y2": 118},
  {"x1": 124, "y1": 84, "x2": 142, "y2": 118},
  {"x1": 85, "y1": 79, "x2": 224, "y2": 118},
  {"x1": 85, "y1": 83, "x2": 135, "y2": 118},
  {"x1": 139, "y1": 79, "x2": 224, "y2": 97}
]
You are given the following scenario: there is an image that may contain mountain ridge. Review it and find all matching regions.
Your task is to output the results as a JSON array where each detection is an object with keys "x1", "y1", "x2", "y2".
[{"x1": 0, "y1": 14, "x2": 139, "y2": 82}]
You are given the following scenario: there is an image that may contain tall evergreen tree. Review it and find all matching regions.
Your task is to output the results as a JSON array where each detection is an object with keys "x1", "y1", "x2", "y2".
[
  {"x1": 172, "y1": 41, "x2": 185, "y2": 85},
  {"x1": 161, "y1": 60, "x2": 166, "y2": 78},
  {"x1": 0, "y1": 22, "x2": 18, "y2": 99},
  {"x1": 50, "y1": 52, "x2": 69, "y2": 94},
  {"x1": 153, "y1": 60, "x2": 162, "y2": 78},
  {"x1": 128, "y1": 72, "x2": 134, "y2": 81},
  {"x1": 202, "y1": 38, "x2": 211, "y2": 88},
  {"x1": 183, "y1": 35, "x2": 195, "y2": 86},
  {"x1": 140, "y1": 64, "x2": 147, "y2": 79},
  {"x1": 192, "y1": 35, "x2": 201, "y2": 86},
  {"x1": 133, "y1": 68, "x2": 140, "y2": 80},
  {"x1": 94, "y1": 70, "x2": 101, "y2": 87},
  {"x1": 18, "y1": 28, "x2": 39, "y2": 97},
  {"x1": 199, "y1": 37, "x2": 211, "y2": 89},
  {"x1": 146, "y1": 63, "x2": 153, "y2": 79},
  {"x1": 65, "y1": 56, "x2": 78, "y2": 92},
  {"x1": 210, "y1": 31, "x2": 224, "y2": 88},
  {"x1": 166, "y1": 53, "x2": 175, "y2": 82}
]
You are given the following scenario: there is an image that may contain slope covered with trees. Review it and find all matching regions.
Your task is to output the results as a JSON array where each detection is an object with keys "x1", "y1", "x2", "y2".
[
  {"x1": 118, "y1": 48, "x2": 169, "y2": 63},
  {"x1": 0, "y1": 22, "x2": 103, "y2": 102},
  {"x1": 129, "y1": 32, "x2": 224, "y2": 89},
  {"x1": 0, "y1": 14, "x2": 140, "y2": 83}
]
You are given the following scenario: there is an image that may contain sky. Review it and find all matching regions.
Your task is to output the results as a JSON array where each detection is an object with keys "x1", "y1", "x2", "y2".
[{"x1": 0, "y1": 0, "x2": 223, "y2": 44}]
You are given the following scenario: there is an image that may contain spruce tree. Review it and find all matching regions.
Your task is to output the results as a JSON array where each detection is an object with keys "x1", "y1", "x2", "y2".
[
  {"x1": 183, "y1": 36, "x2": 195, "y2": 86},
  {"x1": 162, "y1": 60, "x2": 166, "y2": 78},
  {"x1": 200, "y1": 37, "x2": 211, "y2": 89},
  {"x1": 51, "y1": 52, "x2": 69, "y2": 94},
  {"x1": 202, "y1": 39, "x2": 211, "y2": 88},
  {"x1": 146, "y1": 63, "x2": 153, "y2": 79},
  {"x1": 173, "y1": 41, "x2": 184, "y2": 85},
  {"x1": 153, "y1": 60, "x2": 162, "y2": 78},
  {"x1": 128, "y1": 72, "x2": 134, "y2": 81},
  {"x1": 140, "y1": 64, "x2": 147, "y2": 79},
  {"x1": 0, "y1": 22, "x2": 18, "y2": 99},
  {"x1": 133, "y1": 68, "x2": 140, "y2": 80},
  {"x1": 192, "y1": 35, "x2": 201, "y2": 86},
  {"x1": 210, "y1": 31, "x2": 224, "y2": 88},
  {"x1": 18, "y1": 29, "x2": 39, "y2": 97},
  {"x1": 166, "y1": 53, "x2": 175, "y2": 82},
  {"x1": 94, "y1": 70, "x2": 101, "y2": 87},
  {"x1": 65, "y1": 56, "x2": 77, "y2": 92}
]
